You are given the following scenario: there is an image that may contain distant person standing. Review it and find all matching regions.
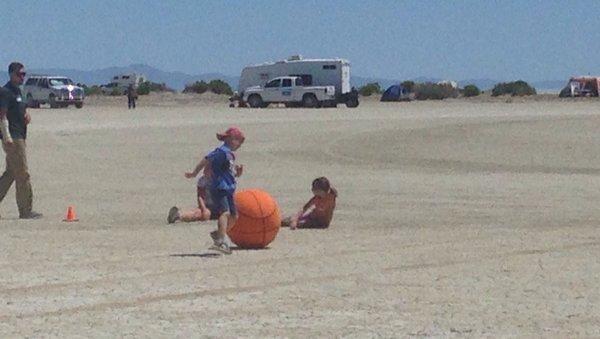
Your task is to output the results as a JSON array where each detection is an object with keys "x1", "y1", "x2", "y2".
[
  {"x1": 0, "y1": 62, "x2": 42, "y2": 219},
  {"x1": 126, "y1": 84, "x2": 137, "y2": 109}
]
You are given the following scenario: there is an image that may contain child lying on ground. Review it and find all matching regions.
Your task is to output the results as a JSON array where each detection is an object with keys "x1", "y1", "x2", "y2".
[
  {"x1": 281, "y1": 177, "x2": 337, "y2": 229},
  {"x1": 167, "y1": 166, "x2": 213, "y2": 223}
]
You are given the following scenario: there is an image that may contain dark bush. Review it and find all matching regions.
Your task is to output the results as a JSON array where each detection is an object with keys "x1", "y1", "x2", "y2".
[
  {"x1": 491, "y1": 80, "x2": 536, "y2": 96},
  {"x1": 109, "y1": 88, "x2": 123, "y2": 96},
  {"x1": 414, "y1": 82, "x2": 459, "y2": 100},
  {"x1": 462, "y1": 84, "x2": 481, "y2": 97},
  {"x1": 83, "y1": 85, "x2": 102, "y2": 96},
  {"x1": 183, "y1": 79, "x2": 233, "y2": 95},
  {"x1": 137, "y1": 81, "x2": 173, "y2": 95},
  {"x1": 183, "y1": 81, "x2": 209, "y2": 94},
  {"x1": 401, "y1": 80, "x2": 415, "y2": 93},
  {"x1": 358, "y1": 82, "x2": 381, "y2": 96},
  {"x1": 208, "y1": 79, "x2": 233, "y2": 95}
]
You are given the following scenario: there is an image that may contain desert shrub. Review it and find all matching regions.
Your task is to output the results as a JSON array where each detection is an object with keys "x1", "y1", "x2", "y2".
[
  {"x1": 137, "y1": 81, "x2": 173, "y2": 95},
  {"x1": 358, "y1": 82, "x2": 381, "y2": 96},
  {"x1": 183, "y1": 79, "x2": 233, "y2": 95},
  {"x1": 462, "y1": 84, "x2": 481, "y2": 97},
  {"x1": 208, "y1": 79, "x2": 233, "y2": 95},
  {"x1": 137, "y1": 82, "x2": 151, "y2": 95},
  {"x1": 109, "y1": 88, "x2": 122, "y2": 96},
  {"x1": 83, "y1": 85, "x2": 102, "y2": 96},
  {"x1": 183, "y1": 81, "x2": 209, "y2": 94},
  {"x1": 414, "y1": 82, "x2": 459, "y2": 100},
  {"x1": 401, "y1": 80, "x2": 415, "y2": 93},
  {"x1": 491, "y1": 80, "x2": 536, "y2": 96}
]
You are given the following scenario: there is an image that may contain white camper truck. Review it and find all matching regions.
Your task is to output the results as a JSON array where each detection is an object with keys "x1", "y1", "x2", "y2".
[
  {"x1": 238, "y1": 56, "x2": 359, "y2": 107},
  {"x1": 112, "y1": 73, "x2": 146, "y2": 87},
  {"x1": 101, "y1": 73, "x2": 146, "y2": 94}
]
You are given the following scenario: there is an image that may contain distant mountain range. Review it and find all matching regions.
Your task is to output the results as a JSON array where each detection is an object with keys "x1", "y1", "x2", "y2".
[{"x1": 0, "y1": 63, "x2": 567, "y2": 92}]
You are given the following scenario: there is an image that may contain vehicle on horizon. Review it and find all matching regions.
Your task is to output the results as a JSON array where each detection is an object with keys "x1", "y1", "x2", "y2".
[
  {"x1": 24, "y1": 75, "x2": 84, "y2": 108},
  {"x1": 559, "y1": 76, "x2": 600, "y2": 97},
  {"x1": 100, "y1": 73, "x2": 146, "y2": 95},
  {"x1": 237, "y1": 56, "x2": 359, "y2": 108},
  {"x1": 242, "y1": 76, "x2": 336, "y2": 108}
]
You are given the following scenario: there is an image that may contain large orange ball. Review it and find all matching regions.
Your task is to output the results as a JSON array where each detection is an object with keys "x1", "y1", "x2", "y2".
[{"x1": 227, "y1": 189, "x2": 281, "y2": 249}]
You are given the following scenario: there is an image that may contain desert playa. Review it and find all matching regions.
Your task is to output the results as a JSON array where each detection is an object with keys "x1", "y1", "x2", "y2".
[{"x1": 1, "y1": 95, "x2": 600, "y2": 337}]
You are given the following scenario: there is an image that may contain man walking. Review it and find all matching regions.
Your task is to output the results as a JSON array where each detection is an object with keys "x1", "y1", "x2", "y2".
[
  {"x1": 0, "y1": 62, "x2": 42, "y2": 219},
  {"x1": 126, "y1": 84, "x2": 137, "y2": 109}
]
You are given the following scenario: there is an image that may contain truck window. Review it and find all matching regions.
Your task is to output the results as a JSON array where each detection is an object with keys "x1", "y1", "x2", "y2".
[
  {"x1": 282, "y1": 79, "x2": 292, "y2": 87},
  {"x1": 323, "y1": 65, "x2": 337, "y2": 70},
  {"x1": 265, "y1": 79, "x2": 281, "y2": 88},
  {"x1": 49, "y1": 78, "x2": 73, "y2": 86},
  {"x1": 290, "y1": 74, "x2": 312, "y2": 86},
  {"x1": 25, "y1": 78, "x2": 37, "y2": 86},
  {"x1": 295, "y1": 78, "x2": 303, "y2": 86}
]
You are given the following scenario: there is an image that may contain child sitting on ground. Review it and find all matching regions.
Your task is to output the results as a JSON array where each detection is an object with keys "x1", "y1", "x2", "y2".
[{"x1": 282, "y1": 177, "x2": 337, "y2": 229}]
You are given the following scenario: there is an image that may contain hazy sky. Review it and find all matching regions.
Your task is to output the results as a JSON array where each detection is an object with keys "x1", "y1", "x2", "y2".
[{"x1": 1, "y1": 0, "x2": 599, "y2": 80}]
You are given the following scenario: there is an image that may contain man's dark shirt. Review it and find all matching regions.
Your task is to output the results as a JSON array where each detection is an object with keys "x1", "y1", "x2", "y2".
[{"x1": 0, "y1": 81, "x2": 27, "y2": 140}]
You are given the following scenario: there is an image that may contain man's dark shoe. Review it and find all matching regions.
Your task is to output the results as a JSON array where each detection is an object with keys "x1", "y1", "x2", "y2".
[{"x1": 20, "y1": 211, "x2": 43, "y2": 219}]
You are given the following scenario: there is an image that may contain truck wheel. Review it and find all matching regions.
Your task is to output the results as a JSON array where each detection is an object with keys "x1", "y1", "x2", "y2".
[
  {"x1": 302, "y1": 94, "x2": 318, "y2": 108},
  {"x1": 75, "y1": 103, "x2": 83, "y2": 109},
  {"x1": 26, "y1": 94, "x2": 39, "y2": 108},
  {"x1": 49, "y1": 94, "x2": 59, "y2": 108},
  {"x1": 247, "y1": 94, "x2": 263, "y2": 108},
  {"x1": 345, "y1": 97, "x2": 359, "y2": 108}
]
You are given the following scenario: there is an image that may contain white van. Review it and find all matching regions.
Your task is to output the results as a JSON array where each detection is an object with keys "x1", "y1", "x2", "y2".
[{"x1": 238, "y1": 56, "x2": 358, "y2": 107}]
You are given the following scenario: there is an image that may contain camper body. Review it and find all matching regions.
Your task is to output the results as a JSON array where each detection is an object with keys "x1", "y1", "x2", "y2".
[
  {"x1": 111, "y1": 73, "x2": 146, "y2": 88},
  {"x1": 238, "y1": 56, "x2": 358, "y2": 107},
  {"x1": 101, "y1": 73, "x2": 146, "y2": 94}
]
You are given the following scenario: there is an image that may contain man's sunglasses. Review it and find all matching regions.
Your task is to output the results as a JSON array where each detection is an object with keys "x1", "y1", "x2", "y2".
[{"x1": 14, "y1": 72, "x2": 26, "y2": 77}]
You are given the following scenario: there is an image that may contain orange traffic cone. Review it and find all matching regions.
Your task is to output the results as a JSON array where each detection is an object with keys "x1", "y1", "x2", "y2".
[{"x1": 63, "y1": 206, "x2": 79, "y2": 222}]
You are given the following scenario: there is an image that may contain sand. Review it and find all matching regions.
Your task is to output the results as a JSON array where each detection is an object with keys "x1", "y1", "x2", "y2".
[{"x1": 1, "y1": 94, "x2": 600, "y2": 337}]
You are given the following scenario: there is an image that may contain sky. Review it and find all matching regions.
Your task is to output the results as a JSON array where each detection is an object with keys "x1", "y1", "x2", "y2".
[{"x1": 1, "y1": 0, "x2": 599, "y2": 81}]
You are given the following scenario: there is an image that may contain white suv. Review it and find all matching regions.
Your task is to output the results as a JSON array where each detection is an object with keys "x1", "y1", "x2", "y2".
[{"x1": 24, "y1": 75, "x2": 84, "y2": 109}]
